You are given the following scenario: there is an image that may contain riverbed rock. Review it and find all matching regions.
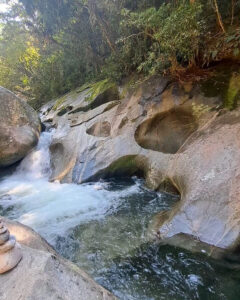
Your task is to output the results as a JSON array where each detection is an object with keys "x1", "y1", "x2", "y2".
[
  {"x1": 0, "y1": 87, "x2": 41, "y2": 167},
  {"x1": 41, "y1": 74, "x2": 240, "y2": 255},
  {"x1": 154, "y1": 109, "x2": 240, "y2": 251},
  {"x1": 0, "y1": 218, "x2": 117, "y2": 300},
  {"x1": 45, "y1": 77, "x2": 218, "y2": 186}
]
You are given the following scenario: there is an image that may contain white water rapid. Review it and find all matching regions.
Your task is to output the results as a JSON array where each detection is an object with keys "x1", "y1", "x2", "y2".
[{"x1": 0, "y1": 131, "x2": 143, "y2": 244}]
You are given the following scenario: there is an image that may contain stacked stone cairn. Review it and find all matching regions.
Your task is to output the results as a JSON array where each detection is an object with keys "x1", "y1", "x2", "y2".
[{"x1": 0, "y1": 218, "x2": 22, "y2": 274}]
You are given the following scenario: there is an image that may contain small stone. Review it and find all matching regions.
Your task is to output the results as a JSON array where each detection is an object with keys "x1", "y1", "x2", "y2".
[
  {"x1": 0, "y1": 226, "x2": 8, "y2": 234},
  {"x1": 0, "y1": 236, "x2": 16, "y2": 254},
  {"x1": 0, "y1": 230, "x2": 10, "y2": 245},
  {"x1": 0, "y1": 219, "x2": 22, "y2": 274},
  {"x1": 0, "y1": 242, "x2": 22, "y2": 274}
]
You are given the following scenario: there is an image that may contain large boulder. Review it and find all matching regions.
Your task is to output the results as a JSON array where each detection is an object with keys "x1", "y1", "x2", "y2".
[
  {"x1": 45, "y1": 76, "x2": 218, "y2": 185},
  {"x1": 42, "y1": 74, "x2": 240, "y2": 256},
  {"x1": 0, "y1": 87, "x2": 41, "y2": 167},
  {"x1": 153, "y1": 110, "x2": 240, "y2": 253}
]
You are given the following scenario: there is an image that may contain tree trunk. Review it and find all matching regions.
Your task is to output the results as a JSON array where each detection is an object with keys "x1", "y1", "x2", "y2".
[{"x1": 213, "y1": 0, "x2": 226, "y2": 33}]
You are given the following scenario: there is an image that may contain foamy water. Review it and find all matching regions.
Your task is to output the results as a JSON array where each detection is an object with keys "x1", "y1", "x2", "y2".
[{"x1": 0, "y1": 130, "x2": 144, "y2": 242}]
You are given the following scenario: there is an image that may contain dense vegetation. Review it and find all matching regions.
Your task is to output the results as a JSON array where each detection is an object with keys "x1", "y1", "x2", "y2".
[{"x1": 0, "y1": 0, "x2": 240, "y2": 108}]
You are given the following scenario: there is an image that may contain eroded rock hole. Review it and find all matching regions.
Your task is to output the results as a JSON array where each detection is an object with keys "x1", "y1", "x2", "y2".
[
  {"x1": 87, "y1": 155, "x2": 147, "y2": 182},
  {"x1": 135, "y1": 108, "x2": 198, "y2": 154}
]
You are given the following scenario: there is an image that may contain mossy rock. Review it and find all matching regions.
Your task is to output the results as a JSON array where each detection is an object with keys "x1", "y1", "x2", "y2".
[
  {"x1": 84, "y1": 79, "x2": 118, "y2": 103},
  {"x1": 225, "y1": 73, "x2": 240, "y2": 110},
  {"x1": 52, "y1": 79, "x2": 119, "y2": 116},
  {"x1": 53, "y1": 89, "x2": 81, "y2": 111},
  {"x1": 71, "y1": 79, "x2": 119, "y2": 114},
  {"x1": 201, "y1": 64, "x2": 240, "y2": 110},
  {"x1": 53, "y1": 95, "x2": 68, "y2": 111},
  {"x1": 76, "y1": 83, "x2": 92, "y2": 94}
]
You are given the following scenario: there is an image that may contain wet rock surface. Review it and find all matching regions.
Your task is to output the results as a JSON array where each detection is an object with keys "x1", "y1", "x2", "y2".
[{"x1": 0, "y1": 87, "x2": 40, "y2": 167}]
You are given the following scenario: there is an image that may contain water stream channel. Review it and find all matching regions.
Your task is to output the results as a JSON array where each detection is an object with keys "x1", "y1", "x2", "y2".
[{"x1": 0, "y1": 131, "x2": 240, "y2": 300}]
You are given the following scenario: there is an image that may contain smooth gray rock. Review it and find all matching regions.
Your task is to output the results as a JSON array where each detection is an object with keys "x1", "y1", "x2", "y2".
[
  {"x1": 0, "y1": 87, "x2": 41, "y2": 167},
  {"x1": 42, "y1": 76, "x2": 240, "y2": 255},
  {"x1": 156, "y1": 110, "x2": 240, "y2": 250}
]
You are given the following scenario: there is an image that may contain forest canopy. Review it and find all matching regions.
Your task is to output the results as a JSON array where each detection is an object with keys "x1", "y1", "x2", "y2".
[{"x1": 0, "y1": 0, "x2": 240, "y2": 108}]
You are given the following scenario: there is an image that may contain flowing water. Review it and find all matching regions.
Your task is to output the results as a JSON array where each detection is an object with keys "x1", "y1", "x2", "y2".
[{"x1": 0, "y1": 131, "x2": 240, "y2": 300}]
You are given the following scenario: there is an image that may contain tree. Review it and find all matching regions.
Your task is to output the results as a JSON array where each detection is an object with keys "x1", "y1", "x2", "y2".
[
  {"x1": 213, "y1": 0, "x2": 226, "y2": 33},
  {"x1": 0, "y1": 0, "x2": 240, "y2": 109}
]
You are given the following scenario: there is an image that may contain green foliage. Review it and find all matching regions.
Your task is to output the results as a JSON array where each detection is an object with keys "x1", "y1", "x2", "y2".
[
  {"x1": 118, "y1": 2, "x2": 204, "y2": 75},
  {"x1": 0, "y1": 0, "x2": 240, "y2": 109},
  {"x1": 225, "y1": 73, "x2": 240, "y2": 110}
]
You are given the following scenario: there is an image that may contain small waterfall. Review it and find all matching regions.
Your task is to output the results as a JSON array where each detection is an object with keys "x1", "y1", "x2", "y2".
[
  {"x1": 16, "y1": 130, "x2": 54, "y2": 180},
  {"x1": 0, "y1": 132, "x2": 150, "y2": 243}
]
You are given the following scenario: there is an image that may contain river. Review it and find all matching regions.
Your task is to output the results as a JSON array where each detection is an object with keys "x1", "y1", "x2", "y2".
[{"x1": 0, "y1": 131, "x2": 240, "y2": 300}]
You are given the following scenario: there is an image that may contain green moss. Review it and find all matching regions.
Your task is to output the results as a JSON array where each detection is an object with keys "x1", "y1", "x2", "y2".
[
  {"x1": 119, "y1": 75, "x2": 147, "y2": 99},
  {"x1": 225, "y1": 73, "x2": 240, "y2": 110},
  {"x1": 201, "y1": 64, "x2": 240, "y2": 110},
  {"x1": 52, "y1": 89, "x2": 79, "y2": 111},
  {"x1": 52, "y1": 79, "x2": 117, "y2": 112},
  {"x1": 85, "y1": 79, "x2": 117, "y2": 102},
  {"x1": 107, "y1": 156, "x2": 137, "y2": 175},
  {"x1": 53, "y1": 94, "x2": 68, "y2": 111},
  {"x1": 192, "y1": 102, "x2": 211, "y2": 120},
  {"x1": 76, "y1": 82, "x2": 92, "y2": 94}
]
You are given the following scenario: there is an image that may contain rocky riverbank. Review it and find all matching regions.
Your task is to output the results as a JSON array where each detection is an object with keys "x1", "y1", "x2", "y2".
[{"x1": 40, "y1": 73, "x2": 240, "y2": 258}]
